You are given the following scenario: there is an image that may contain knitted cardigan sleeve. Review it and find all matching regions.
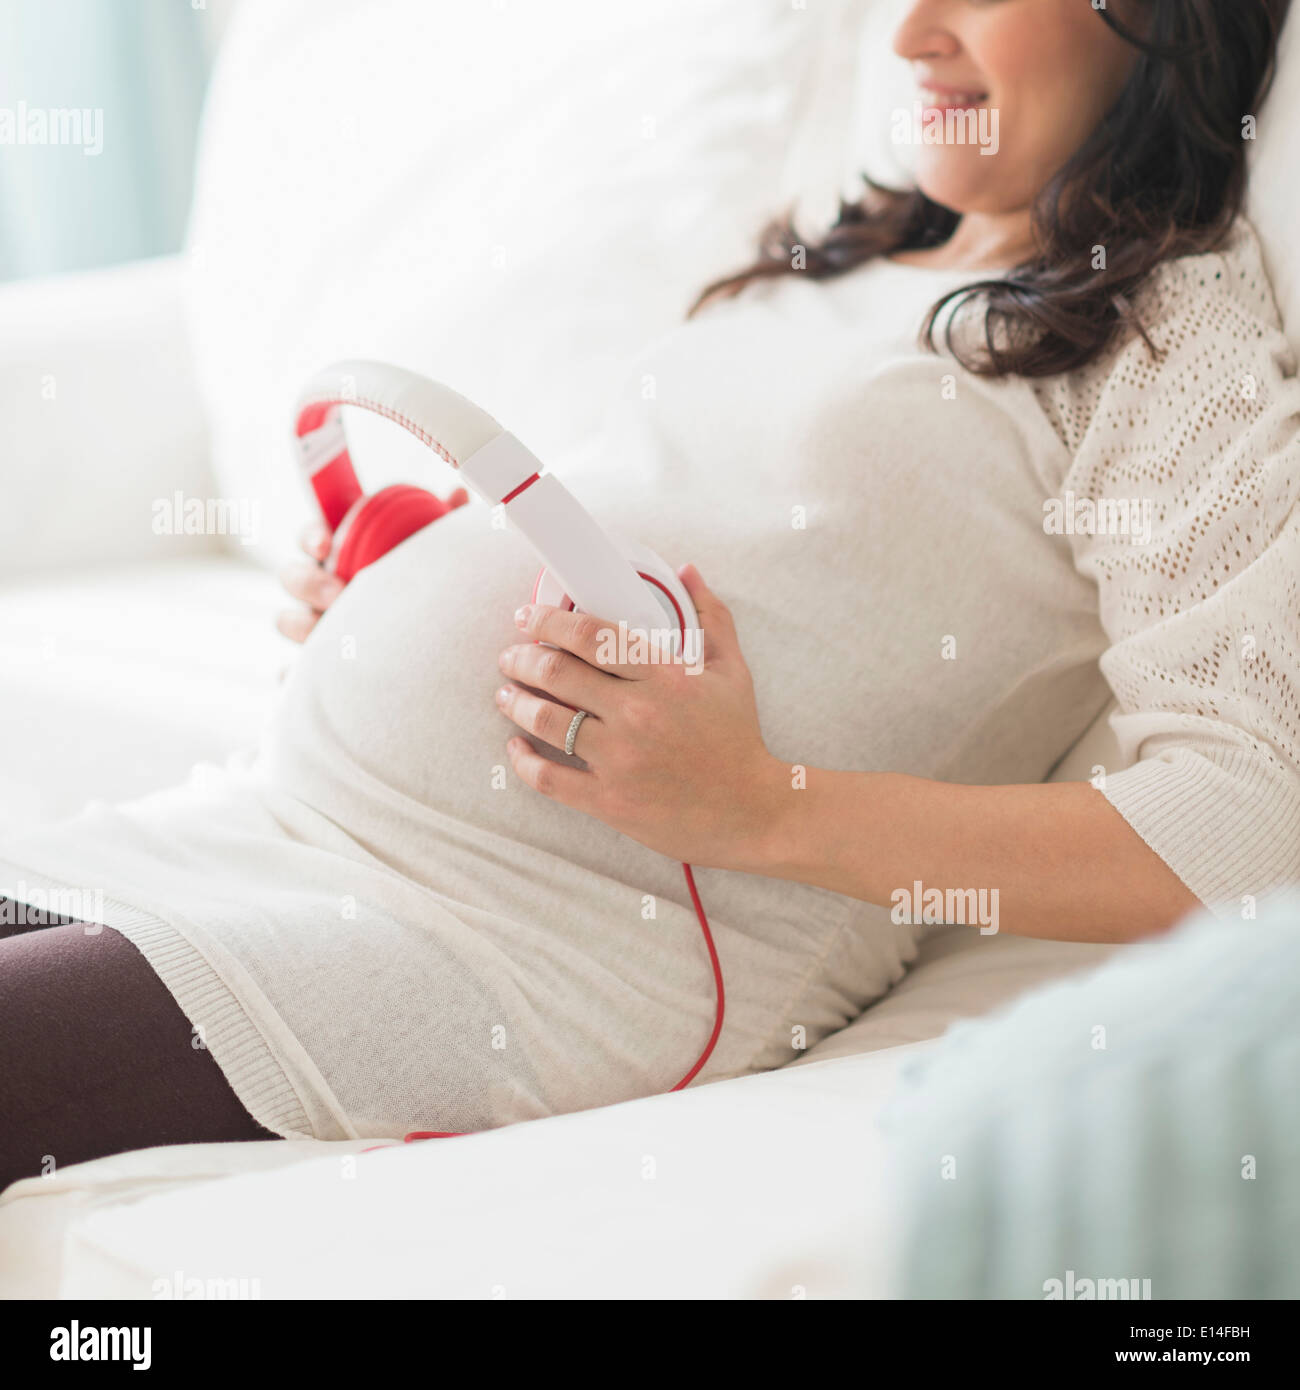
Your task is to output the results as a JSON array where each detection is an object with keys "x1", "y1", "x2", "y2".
[{"x1": 1032, "y1": 221, "x2": 1300, "y2": 920}]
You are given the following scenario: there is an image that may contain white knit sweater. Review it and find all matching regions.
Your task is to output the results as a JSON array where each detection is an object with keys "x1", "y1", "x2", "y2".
[
  {"x1": 1029, "y1": 225, "x2": 1300, "y2": 905},
  {"x1": 2, "y1": 218, "x2": 1297, "y2": 1141}
]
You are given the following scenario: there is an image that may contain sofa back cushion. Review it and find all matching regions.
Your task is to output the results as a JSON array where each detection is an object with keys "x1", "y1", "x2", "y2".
[{"x1": 186, "y1": 0, "x2": 863, "y2": 562}]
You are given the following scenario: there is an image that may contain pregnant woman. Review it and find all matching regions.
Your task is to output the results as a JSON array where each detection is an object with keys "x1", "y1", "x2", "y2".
[{"x1": 2, "y1": 0, "x2": 1298, "y2": 1188}]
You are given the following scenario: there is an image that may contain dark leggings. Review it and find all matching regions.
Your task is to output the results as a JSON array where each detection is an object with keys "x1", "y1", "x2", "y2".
[{"x1": 0, "y1": 897, "x2": 278, "y2": 1194}]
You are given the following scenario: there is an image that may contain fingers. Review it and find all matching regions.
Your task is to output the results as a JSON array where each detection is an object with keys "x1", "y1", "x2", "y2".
[
  {"x1": 496, "y1": 683, "x2": 604, "y2": 759},
  {"x1": 278, "y1": 545, "x2": 342, "y2": 644},
  {"x1": 505, "y1": 735, "x2": 596, "y2": 808},
  {"x1": 513, "y1": 604, "x2": 648, "y2": 679},
  {"x1": 498, "y1": 641, "x2": 618, "y2": 719},
  {"x1": 280, "y1": 560, "x2": 344, "y2": 613},
  {"x1": 514, "y1": 574, "x2": 736, "y2": 678},
  {"x1": 678, "y1": 563, "x2": 737, "y2": 663},
  {"x1": 276, "y1": 607, "x2": 321, "y2": 644},
  {"x1": 299, "y1": 522, "x2": 332, "y2": 563}
]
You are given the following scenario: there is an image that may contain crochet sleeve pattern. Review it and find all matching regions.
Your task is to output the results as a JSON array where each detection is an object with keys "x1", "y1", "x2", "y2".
[{"x1": 1032, "y1": 222, "x2": 1300, "y2": 918}]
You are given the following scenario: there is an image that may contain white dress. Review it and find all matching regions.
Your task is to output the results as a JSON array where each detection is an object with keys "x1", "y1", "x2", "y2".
[{"x1": 3, "y1": 220, "x2": 1297, "y2": 1140}]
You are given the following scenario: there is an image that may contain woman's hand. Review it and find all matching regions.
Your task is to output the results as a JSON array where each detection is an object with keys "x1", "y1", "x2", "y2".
[
  {"x1": 496, "y1": 565, "x2": 784, "y2": 870},
  {"x1": 276, "y1": 523, "x2": 344, "y2": 643}
]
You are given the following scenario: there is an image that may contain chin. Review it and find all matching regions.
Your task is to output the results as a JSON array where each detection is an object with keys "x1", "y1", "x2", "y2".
[{"x1": 914, "y1": 157, "x2": 1012, "y2": 218}]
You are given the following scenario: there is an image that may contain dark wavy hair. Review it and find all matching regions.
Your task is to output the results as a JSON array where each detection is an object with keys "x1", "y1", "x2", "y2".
[{"x1": 691, "y1": 0, "x2": 1292, "y2": 378}]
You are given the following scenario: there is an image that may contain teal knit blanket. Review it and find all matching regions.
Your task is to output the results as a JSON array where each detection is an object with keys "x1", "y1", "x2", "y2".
[{"x1": 883, "y1": 893, "x2": 1300, "y2": 1299}]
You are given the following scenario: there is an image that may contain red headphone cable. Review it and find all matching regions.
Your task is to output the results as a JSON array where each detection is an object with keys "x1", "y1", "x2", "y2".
[{"x1": 402, "y1": 861, "x2": 724, "y2": 1142}]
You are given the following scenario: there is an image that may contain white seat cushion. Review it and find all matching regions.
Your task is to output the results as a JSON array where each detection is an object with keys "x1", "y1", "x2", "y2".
[
  {"x1": 0, "y1": 559, "x2": 284, "y2": 834},
  {"x1": 796, "y1": 926, "x2": 1117, "y2": 1065},
  {"x1": 2, "y1": 1040, "x2": 915, "y2": 1300}
]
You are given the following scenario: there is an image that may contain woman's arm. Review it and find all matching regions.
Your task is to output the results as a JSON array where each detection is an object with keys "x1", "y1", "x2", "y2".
[
  {"x1": 498, "y1": 569, "x2": 1200, "y2": 947},
  {"x1": 745, "y1": 764, "x2": 1199, "y2": 943}
]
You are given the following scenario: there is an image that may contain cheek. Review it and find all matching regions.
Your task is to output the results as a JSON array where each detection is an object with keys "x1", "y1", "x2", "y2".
[
  {"x1": 984, "y1": 26, "x2": 1076, "y2": 176},
  {"x1": 914, "y1": 9, "x2": 1126, "y2": 214},
  {"x1": 984, "y1": 5, "x2": 1132, "y2": 185}
]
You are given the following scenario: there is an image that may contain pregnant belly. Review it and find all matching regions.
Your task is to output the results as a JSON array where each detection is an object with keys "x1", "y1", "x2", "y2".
[
  {"x1": 245, "y1": 463, "x2": 966, "y2": 1085},
  {"x1": 257, "y1": 449, "x2": 972, "y2": 892},
  {"x1": 258, "y1": 484, "x2": 735, "y2": 899}
]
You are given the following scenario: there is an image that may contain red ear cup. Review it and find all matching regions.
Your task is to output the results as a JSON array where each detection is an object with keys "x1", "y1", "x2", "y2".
[{"x1": 329, "y1": 484, "x2": 468, "y2": 583}]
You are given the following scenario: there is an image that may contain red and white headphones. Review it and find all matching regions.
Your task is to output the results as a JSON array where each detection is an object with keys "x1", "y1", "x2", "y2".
[
  {"x1": 293, "y1": 360, "x2": 699, "y2": 651},
  {"x1": 292, "y1": 360, "x2": 722, "y2": 1141}
]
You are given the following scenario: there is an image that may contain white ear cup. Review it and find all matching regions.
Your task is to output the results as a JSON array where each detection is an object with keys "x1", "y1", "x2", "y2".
[{"x1": 533, "y1": 538, "x2": 698, "y2": 658}]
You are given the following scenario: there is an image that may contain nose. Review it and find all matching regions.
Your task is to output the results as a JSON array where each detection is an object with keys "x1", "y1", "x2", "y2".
[{"x1": 891, "y1": 0, "x2": 960, "y2": 63}]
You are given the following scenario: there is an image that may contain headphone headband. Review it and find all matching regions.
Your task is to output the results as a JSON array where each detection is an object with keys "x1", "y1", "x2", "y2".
[
  {"x1": 292, "y1": 359, "x2": 676, "y2": 637},
  {"x1": 294, "y1": 360, "x2": 537, "y2": 525}
]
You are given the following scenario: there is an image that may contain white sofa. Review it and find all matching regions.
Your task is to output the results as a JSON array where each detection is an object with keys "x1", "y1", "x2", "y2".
[{"x1": 2, "y1": 0, "x2": 1298, "y2": 1298}]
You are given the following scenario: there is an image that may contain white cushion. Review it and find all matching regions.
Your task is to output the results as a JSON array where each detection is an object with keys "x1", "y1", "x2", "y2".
[
  {"x1": 186, "y1": 0, "x2": 861, "y2": 567},
  {"x1": 3, "y1": 1045, "x2": 910, "y2": 1300},
  {"x1": 0, "y1": 560, "x2": 284, "y2": 834},
  {"x1": 796, "y1": 926, "x2": 1116, "y2": 1065},
  {"x1": 1247, "y1": 9, "x2": 1300, "y2": 356},
  {"x1": 0, "y1": 257, "x2": 214, "y2": 574}
]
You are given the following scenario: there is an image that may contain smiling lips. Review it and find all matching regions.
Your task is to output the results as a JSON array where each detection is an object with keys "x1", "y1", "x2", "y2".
[{"x1": 918, "y1": 81, "x2": 989, "y2": 112}]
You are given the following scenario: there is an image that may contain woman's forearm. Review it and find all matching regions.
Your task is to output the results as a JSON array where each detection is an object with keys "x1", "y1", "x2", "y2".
[
  {"x1": 742, "y1": 763, "x2": 1201, "y2": 943},
  {"x1": 498, "y1": 589, "x2": 1203, "y2": 944}
]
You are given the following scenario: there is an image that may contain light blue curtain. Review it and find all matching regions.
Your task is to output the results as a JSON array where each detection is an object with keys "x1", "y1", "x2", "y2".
[{"x1": 0, "y1": 0, "x2": 211, "y2": 281}]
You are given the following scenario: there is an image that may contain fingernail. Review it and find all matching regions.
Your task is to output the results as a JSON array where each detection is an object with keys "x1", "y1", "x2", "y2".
[
  {"x1": 514, "y1": 605, "x2": 532, "y2": 627},
  {"x1": 495, "y1": 686, "x2": 510, "y2": 705}
]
